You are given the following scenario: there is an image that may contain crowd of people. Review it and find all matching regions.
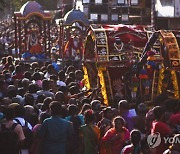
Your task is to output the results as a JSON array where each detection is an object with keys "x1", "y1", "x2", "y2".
[
  {"x1": 0, "y1": 18, "x2": 15, "y2": 58},
  {"x1": 0, "y1": 55, "x2": 179, "y2": 154}
]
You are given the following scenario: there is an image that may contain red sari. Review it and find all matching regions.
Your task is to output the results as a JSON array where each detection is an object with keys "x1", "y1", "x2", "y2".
[{"x1": 100, "y1": 127, "x2": 130, "y2": 154}]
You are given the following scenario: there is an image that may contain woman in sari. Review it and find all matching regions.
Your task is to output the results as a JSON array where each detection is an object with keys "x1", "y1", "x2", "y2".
[
  {"x1": 100, "y1": 116, "x2": 130, "y2": 154},
  {"x1": 79, "y1": 109, "x2": 100, "y2": 154}
]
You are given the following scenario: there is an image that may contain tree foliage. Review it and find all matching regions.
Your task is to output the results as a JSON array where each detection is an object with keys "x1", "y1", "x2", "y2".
[
  {"x1": 12, "y1": 0, "x2": 58, "y2": 11},
  {"x1": 0, "y1": 0, "x2": 7, "y2": 11},
  {"x1": 12, "y1": 0, "x2": 29, "y2": 11},
  {"x1": 0, "y1": 0, "x2": 58, "y2": 12}
]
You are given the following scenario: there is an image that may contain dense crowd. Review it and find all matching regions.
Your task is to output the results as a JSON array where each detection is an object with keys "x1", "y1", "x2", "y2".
[
  {"x1": 0, "y1": 55, "x2": 179, "y2": 154},
  {"x1": 0, "y1": 19, "x2": 14, "y2": 58}
]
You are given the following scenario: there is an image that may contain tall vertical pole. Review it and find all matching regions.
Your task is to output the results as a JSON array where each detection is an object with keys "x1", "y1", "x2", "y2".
[
  {"x1": 48, "y1": 20, "x2": 51, "y2": 57},
  {"x1": 151, "y1": 0, "x2": 156, "y2": 29},
  {"x1": 18, "y1": 20, "x2": 22, "y2": 60},
  {"x1": 61, "y1": 21, "x2": 64, "y2": 68},
  {"x1": 14, "y1": 14, "x2": 18, "y2": 59},
  {"x1": 108, "y1": 0, "x2": 111, "y2": 23},
  {"x1": 59, "y1": 21, "x2": 62, "y2": 59},
  {"x1": 74, "y1": 0, "x2": 77, "y2": 9},
  {"x1": 59, "y1": 20, "x2": 64, "y2": 68}
]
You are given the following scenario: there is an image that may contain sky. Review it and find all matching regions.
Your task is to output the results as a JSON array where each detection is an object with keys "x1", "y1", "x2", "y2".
[{"x1": 76, "y1": 0, "x2": 83, "y2": 11}]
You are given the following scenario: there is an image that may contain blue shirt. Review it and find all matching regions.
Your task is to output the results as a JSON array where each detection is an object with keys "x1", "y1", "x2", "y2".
[
  {"x1": 39, "y1": 116, "x2": 74, "y2": 154},
  {"x1": 65, "y1": 114, "x2": 85, "y2": 125}
]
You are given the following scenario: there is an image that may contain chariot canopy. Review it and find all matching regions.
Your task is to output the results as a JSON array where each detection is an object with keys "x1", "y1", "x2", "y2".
[{"x1": 14, "y1": 1, "x2": 52, "y2": 60}]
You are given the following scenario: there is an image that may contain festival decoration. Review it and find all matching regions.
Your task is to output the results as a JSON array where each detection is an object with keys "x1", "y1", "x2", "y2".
[
  {"x1": 157, "y1": 67, "x2": 165, "y2": 95},
  {"x1": 138, "y1": 30, "x2": 180, "y2": 100},
  {"x1": 64, "y1": 34, "x2": 83, "y2": 60},
  {"x1": 83, "y1": 24, "x2": 149, "y2": 104},
  {"x1": 171, "y1": 70, "x2": 179, "y2": 99},
  {"x1": 146, "y1": 50, "x2": 158, "y2": 79},
  {"x1": 14, "y1": 1, "x2": 52, "y2": 60},
  {"x1": 82, "y1": 65, "x2": 91, "y2": 90},
  {"x1": 27, "y1": 28, "x2": 43, "y2": 54},
  {"x1": 131, "y1": 75, "x2": 139, "y2": 100},
  {"x1": 139, "y1": 67, "x2": 148, "y2": 79},
  {"x1": 98, "y1": 67, "x2": 108, "y2": 105}
]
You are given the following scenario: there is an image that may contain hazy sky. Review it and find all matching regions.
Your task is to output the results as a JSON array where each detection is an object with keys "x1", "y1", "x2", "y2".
[{"x1": 76, "y1": 0, "x2": 83, "y2": 11}]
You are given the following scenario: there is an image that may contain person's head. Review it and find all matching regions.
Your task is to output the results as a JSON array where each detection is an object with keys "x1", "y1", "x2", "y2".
[
  {"x1": 68, "y1": 72, "x2": 76, "y2": 81},
  {"x1": 7, "y1": 88, "x2": 17, "y2": 99},
  {"x1": 22, "y1": 78, "x2": 30, "y2": 89},
  {"x1": 65, "y1": 65, "x2": 75, "y2": 75},
  {"x1": 12, "y1": 97, "x2": 22, "y2": 105},
  {"x1": 58, "y1": 70, "x2": 65, "y2": 81},
  {"x1": 5, "y1": 73, "x2": 11, "y2": 81},
  {"x1": 33, "y1": 72, "x2": 42, "y2": 81},
  {"x1": 14, "y1": 104, "x2": 25, "y2": 117},
  {"x1": 39, "y1": 111, "x2": 49, "y2": 123},
  {"x1": 28, "y1": 83, "x2": 38, "y2": 94},
  {"x1": 40, "y1": 66, "x2": 46, "y2": 73},
  {"x1": 45, "y1": 62, "x2": 51, "y2": 68},
  {"x1": 58, "y1": 86, "x2": 68, "y2": 94},
  {"x1": 42, "y1": 79, "x2": 50, "y2": 90},
  {"x1": 9, "y1": 65, "x2": 15, "y2": 73},
  {"x1": 81, "y1": 98, "x2": 90, "y2": 105},
  {"x1": 75, "y1": 70, "x2": 83, "y2": 81},
  {"x1": 137, "y1": 103, "x2": 148, "y2": 116},
  {"x1": 69, "y1": 85, "x2": 80, "y2": 95},
  {"x1": 4, "y1": 106, "x2": 15, "y2": 120},
  {"x1": 50, "y1": 101, "x2": 62, "y2": 116},
  {"x1": 113, "y1": 116, "x2": 125, "y2": 131},
  {"x1": 84, "y1": 109, "x2": 95, "y2": 124},
  {"x1": 49, "y1": 79, "x2": 56, "y2": 89},
  {"x1": 1, "y1": 57, "x2": 7, "y2": 65},
  {"x1": 47, "y1": 64, "x2": 54, "y2": 74},
  {"x1": 153, "y1": 106, "x2": 165, "y2": 121},
  {"x1": 68, "y1": 98, "x2": 77, "y2": 105},
  {"x1": 118, "y1": 100, "x2": 129, "y2": 114},
  {"x1": 50, "y1": 75, "x2": 58, "y2": 82},
  {"x1": 80, "y1": 103, "x2": 91, "y2": 115},
  {"x1": 55, "y1": 91, "x2": 64, "y2": 103},
  {"x1": 24, "y1": 63, "x2": 31, "y2": 72},
  {"x1": 7, "y1": 56, "x2": 13, "y2": 64},
  {"x1": 65, "y1": 77, "x2": 74, "y2": 86},
  {"x1": 14, "y1": 60, "x2": 20, "y2": 66},
  {"x1": 103, "y1": 107, "x2": 113, "y2": 120},
  {"x1": 68, "y1": 104, "x2": 78, "y2": 116},
  {"x1": 19, "y1": 62, "x2": 25, "y2": 72},
  {"x1": 91, "y1": 100, "x2": 101, "y2": 112},
  {"x1": 2, "y1": 98, "x2": 11, "y2": 106},
  {"x1": 31, "y1": 62, "x2": 39, "y2": 71},
  {"x1": 24, "y1": 93, "x2": 35, "y2": 106},
  {"x1": 15, "y1": 65, "x2": 22, "y2": 74},
  {"x1": 35, "y1": 94, "x2": 46, "y2": 105},
  {"x1": 42, "y1": 97, "x2": 53, "y2": 111},
  {"x1": 24, "y1": 105, "x2": 34, "y2": 117},
  {"x1": 24, "y1": 71, "x2": 31, "y2": 80},
  {"x1": 130, "y1": 129, "x2": 141, "y2": 146}
]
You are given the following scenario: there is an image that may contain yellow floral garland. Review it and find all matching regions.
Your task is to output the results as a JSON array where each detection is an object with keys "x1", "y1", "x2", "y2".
[
  {"x1": 82, "y1": 65, "x2": 91, "y2": 90},
  {"x1": 171, "y1": 70, "x2": 179, "y2": 99},
  {"x1": 157, "y1": 67, "x2": 165, "y2": 95},
  {"x1": 98, "y1": 67, "x2": 108, "y2": 105}
]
